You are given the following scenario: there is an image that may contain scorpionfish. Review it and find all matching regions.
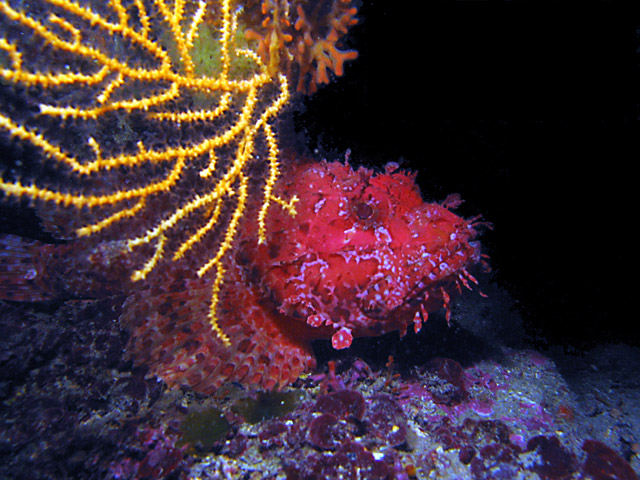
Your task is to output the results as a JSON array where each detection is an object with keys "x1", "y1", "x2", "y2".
[{"x1": 0, "y1": 158, "x2": 485, "y2": 393}]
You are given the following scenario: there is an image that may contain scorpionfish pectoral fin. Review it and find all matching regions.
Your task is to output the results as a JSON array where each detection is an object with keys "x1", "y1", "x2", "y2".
[{"x1": 119, "y1": 275, "x2": 316, "y2": 393}]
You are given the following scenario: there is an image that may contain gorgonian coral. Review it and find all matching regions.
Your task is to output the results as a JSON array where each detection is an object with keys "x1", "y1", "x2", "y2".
[{"x1": 243, "y1": 0, "x2": 358, "y2": 93}]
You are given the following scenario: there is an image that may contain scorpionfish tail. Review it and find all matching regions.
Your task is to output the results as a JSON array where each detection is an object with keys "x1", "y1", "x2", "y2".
[{"x1": 119, "y1": 274, "x2": 317, "y2": 393}]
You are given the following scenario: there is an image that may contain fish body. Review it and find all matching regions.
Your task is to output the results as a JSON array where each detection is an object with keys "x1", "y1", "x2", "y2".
[
  {"x1": 0, "y1": 159, "x2": 484, "y2": 392},
  {"x1": 240, "y1": 161, "x2": 483, "y2": 347}
]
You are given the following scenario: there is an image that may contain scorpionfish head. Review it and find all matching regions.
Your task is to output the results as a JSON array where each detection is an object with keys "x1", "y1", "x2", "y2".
[{"x1": 240, "y1": 160, "x2": 483, "y2": 350}]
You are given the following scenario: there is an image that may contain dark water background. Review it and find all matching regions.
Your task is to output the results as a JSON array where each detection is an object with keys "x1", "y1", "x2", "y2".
[{"x1": 296, "y1": 1, "x2": 639, "y2": 351}]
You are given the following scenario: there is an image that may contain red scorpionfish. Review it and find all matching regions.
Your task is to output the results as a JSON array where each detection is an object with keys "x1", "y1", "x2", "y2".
[{"x1": 0, "y1": 158, "x2": 486, "y2": 393}]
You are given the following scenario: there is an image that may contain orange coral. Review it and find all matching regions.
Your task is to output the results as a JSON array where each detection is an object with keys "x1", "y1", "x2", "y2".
[{"x1": 244, "y1": 0, "x2": 358, "y2": 93}]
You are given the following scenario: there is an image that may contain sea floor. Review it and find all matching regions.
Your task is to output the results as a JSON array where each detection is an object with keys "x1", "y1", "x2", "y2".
[{"x1": 1, "y1": 280, "x2": 638, "y2": 480}]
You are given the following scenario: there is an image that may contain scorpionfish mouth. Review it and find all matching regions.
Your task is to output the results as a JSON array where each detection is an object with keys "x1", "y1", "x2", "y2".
[{"x1": 240, "y1": 159, "x2": 487, "y2": 350}]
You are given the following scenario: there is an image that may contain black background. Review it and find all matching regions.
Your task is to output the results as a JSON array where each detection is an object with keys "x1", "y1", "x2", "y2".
[{"x1": 295, "y1": 1, "x2": 639, "y2": 350}]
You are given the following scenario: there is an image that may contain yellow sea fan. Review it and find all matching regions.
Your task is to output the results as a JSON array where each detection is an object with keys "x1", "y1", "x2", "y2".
[{"x1": 0, "y1": 0, "x2": 297, "y2": 344}]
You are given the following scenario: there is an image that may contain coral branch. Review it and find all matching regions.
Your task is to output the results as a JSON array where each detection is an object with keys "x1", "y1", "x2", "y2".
[
  {"x1": 0, "y1": 0, "x2": 293, "y2": 344},
  {"x1": 244, "y1": 0, "x2": 359, "y2": 93}
]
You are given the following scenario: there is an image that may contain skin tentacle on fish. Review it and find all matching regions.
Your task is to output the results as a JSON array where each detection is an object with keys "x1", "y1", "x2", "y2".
[{"x1": 0, "y1": 157, "x2": 486, "y2": 393}]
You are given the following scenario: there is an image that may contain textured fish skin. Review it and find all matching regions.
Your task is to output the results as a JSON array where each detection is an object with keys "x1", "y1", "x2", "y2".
[{"x1": 0, "y1": 159, "x2": 485, "y2": 393}]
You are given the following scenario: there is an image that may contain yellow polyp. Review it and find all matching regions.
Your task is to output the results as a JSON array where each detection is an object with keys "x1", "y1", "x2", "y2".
[
  {"x1": 197, "y1": 175, "x2": 249, "y2": 278},
  {"x1": 199, "y1": 149, "x2": 219, "y2": 178},
  {"x1": 0, "y1": 0, "x2": 300, "y2": 349},
  {"x1": 208, "y1": 262, "x2": 231, "y2": 346},
  {"x1": 131, "y1": 233, "x2": 167, "y2": 282},
  {"x1": 0, "y1": 37, "x2": 21, "y2": 69},
  {"x1": 108, "y1": 0, "x2": 129, "y2": 26},
  {"x1": 172, "y1": 198, "x2": 224, "y2": 260},
  {"x1": 96, "y1": 73, "x2": 125, "y2": 104},
  {"x1": 76, "y1": 200, "x2": 146, "y2": 237},
  {"x1": 48, "y1": 14, "x2": 81, "y2": 45}
]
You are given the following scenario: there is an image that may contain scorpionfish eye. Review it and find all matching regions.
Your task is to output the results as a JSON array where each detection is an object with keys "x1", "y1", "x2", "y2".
[{"x1": 350, "y1": 199, "x2": 379, "y2": 225}]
